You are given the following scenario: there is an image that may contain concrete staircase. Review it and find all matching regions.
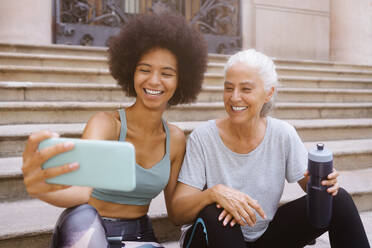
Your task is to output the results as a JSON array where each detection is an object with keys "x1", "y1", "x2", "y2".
[{"x1": 1, "y1": 43, "x2": 372, "y2": 247}]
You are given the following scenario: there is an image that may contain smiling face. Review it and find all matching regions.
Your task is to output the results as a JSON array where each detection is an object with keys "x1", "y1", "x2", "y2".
[
  {"x1": 224, "y1": 62, "x2": 274, "y2": 123},
  {"x1": 133, "y1": 47, "x2": 178, "y2": 110}
]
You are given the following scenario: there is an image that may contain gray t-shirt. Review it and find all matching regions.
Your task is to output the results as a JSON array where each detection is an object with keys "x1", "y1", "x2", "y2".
[{"x1": 178, "y1": 117, "x2": 307, "y2": 243}]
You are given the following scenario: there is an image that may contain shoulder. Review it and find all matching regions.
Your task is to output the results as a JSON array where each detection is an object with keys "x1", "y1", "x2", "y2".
[
  {"x1": 167, "y1": 123, "x2": 186, "y2": 162},
  {"x1": 189, "y1": 120, "x2": 216, "y2": 141},
  {"x1": 82, "y1": 111, "x2": 121, "y2": 140},
  {"x1": 168, "y1": 123, "x2": 186, "y2": 148},
  {"x1": 268, "y1": 117, "x2": 298, "y2": 137},
  {"x1": 267, "y1": 117, "x2": 305, "y2": 152}
]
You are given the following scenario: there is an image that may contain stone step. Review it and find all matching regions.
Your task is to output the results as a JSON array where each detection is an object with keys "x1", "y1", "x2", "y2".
[
  {"x1": 2, "y1": 119, "x2": 372, "y2": 157},
  {"x1": 1, "y1": 101, "x2": 372, "y2": 125},
  {"x1": 276, "y1": 66, "x2": 372, "y2": 79},
  {"x1": 0, "y1": 65, "x2": 220, "y2": 85},
  {"x1": 276, "y1": 88, "x2": 372, "y2": 103},
  {"x1": 273, "y1": 58, "x2": 372, "y2": 71},
  {"x1": 0, "y1": 43, "x2": 108, "y2": 57},
  {"x1": 2, "y1": 67, "x2": 372, "y2": 90},
  {"x1": 2, "y1": 65, "x2": 372, "y2": 85},
  {"x1": 3, "y1": 43, "x2": 372, "y2": 71},
  {"x1": 0, "y1": 82, "x2": 133, "y2": 102},
  {"x1": 0, "y1": 52, "x2": 223, "y2": 74},
  {"x1": 0, "y1": 52, "x2": 108, "y2": 69},
  {"x1": 1, "y1": 168, "x2": 371, "y2": 247},
  {"x1": 3, "y1": 52, "x2": 372, "y2": 75},
  {"x1": 0, "y1": 43, "x2": 228, "y2": 64},
  {"x1": 304, "y1": 139, "x2": 372, "y2": 171},
  {"x1": 2, "y1": 138, "x2": 372, "y2": 202},
  {"x1": 3, "y1": 82, "x2": 372, "y2": 103},
  {"x1": 278, "y1": 76, "x2": 372, "y2": 89},
  {"x1": 1, "y1": 77, "x2": 371, "y2": 92},
  {"x1": 0, "y1": 65, "x2": 117, "y2": 84}
]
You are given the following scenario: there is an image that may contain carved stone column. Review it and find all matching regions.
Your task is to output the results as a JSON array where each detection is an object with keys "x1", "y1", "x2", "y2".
[
  {"x1": 0, "y1": 0, "x2": 52, "y2": 45},
  {"x1": 330, "y1": 0, "x2": 372, "y2": 64},
  {"x1": 241, "y1": 0, "x2": 254, "y2": 50}
]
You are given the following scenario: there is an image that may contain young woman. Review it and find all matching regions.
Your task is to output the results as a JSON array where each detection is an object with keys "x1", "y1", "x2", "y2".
[
  {"x1": 171, "y1": 49, "x2": 370, "y2": 248},
  {"x1": 21, "y1": 13, "x2": 207, "y2": 248}
]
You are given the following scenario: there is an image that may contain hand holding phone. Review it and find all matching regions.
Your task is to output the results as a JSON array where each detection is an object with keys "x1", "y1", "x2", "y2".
[
  {"x1": 22, "y1": 131, "x2": 76, "y2": 196},
  {"x1": 38, "y1": 138, "x2": 136, "y2": 192}
]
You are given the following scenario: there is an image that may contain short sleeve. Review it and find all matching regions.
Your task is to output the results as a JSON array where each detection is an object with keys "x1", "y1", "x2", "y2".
[
  {"x1": 177, "y1": 131, "x2": 206, "y2": 190},
  {"x1": 285, "y1": 125, "x2": 308, "y2": 183}
]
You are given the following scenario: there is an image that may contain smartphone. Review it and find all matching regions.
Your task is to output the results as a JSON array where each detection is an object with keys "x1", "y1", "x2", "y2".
[{"x1": 38, "y1": 138, "x2": 136, "y2": 192}]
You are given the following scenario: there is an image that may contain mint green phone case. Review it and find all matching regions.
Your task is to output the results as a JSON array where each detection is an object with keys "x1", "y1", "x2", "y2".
[{"x1": 39, "y1": 138, "x2": 136, "y2": 192}]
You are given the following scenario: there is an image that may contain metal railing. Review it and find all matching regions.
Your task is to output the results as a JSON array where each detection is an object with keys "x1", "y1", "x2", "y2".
[{"x1": 54, "y1": 0, "x2": 241, "y2": 54}]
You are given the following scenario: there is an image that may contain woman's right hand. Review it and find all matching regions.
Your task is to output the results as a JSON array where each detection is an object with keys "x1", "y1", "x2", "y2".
[
  {"x1": 22, "y1": 131, "x2": 79, "y2": 197},
  {"x1": 211, "y1": 184, "x2": 266, "y2": 227}
]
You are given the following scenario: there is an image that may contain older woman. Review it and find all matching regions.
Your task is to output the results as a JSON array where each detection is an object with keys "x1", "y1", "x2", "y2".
[{"x1": 171, "y1": 49, "x2": 369, "y2": 247}]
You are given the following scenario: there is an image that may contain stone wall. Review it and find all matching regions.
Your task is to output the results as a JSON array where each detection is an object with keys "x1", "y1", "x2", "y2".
[
  {"x1": 242, "y1": 0, "x2": 330, "y2": 60},
  {"x1": 330, "y1": 0, "x2": 372, "y2": 64},
  {"x1": 1, "y1": 0, "x2": 372, "y2": 64},
  {"x1": 0, "y1": 0, "x2": 52, "y2": 45}
]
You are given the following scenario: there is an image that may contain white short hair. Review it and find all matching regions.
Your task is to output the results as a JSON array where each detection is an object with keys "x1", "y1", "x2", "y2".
[{"x1": 224, "y1": 49, "x2": 278, "y2": 116}]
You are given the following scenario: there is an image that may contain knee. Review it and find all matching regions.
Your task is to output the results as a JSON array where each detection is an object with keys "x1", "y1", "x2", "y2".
[
  {"x1": 332, "y1": 187, "x2": 357, "y2": 213},
  {"x1": 51, "y1": 204, "x2": 103, "y2": 247},
  {"x1": 56, "y1": 204, "x2": 100, "y2": 230},
  {"x1": 333, "y1": 187, "x2": 352, "y2": 204}
]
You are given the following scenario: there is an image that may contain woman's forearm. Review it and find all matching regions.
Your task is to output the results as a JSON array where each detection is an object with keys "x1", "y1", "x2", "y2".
[
  {"x1": 34, "y1": 186, "x2": 91, "y2": 208},
  {"x1": 171, "y1": 186, "x2": 216, "y2": 225}
]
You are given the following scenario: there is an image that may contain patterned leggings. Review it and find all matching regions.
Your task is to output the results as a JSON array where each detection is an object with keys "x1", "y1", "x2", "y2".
[{"x1": 49, "y1": 204, "x2": 163, "y2": 248}]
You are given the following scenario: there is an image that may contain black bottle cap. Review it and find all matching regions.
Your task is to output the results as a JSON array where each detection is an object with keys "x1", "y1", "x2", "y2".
[{"x1": 317, "y1": 143, "x2": 324, "y2": 151}]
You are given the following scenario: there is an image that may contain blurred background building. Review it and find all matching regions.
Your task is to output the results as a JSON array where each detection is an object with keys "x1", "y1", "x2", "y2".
[{"x1": 1, "y1": 0, "x2": 372, "y2": 64}]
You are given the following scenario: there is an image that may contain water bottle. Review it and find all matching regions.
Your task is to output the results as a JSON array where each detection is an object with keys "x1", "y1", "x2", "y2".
[{"x1": 307, "y1": 143, "x2": 333, "y2": 228}]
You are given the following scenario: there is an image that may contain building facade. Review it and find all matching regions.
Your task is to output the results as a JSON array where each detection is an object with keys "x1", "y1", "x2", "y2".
[{"x1": 1, "y1": 0, "x2": 372, "y2": 64}]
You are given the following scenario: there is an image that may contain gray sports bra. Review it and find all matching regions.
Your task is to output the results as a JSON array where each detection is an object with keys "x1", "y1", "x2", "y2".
[{"x1": 91, "y1": 109, "x2": 171, "y2": 205}]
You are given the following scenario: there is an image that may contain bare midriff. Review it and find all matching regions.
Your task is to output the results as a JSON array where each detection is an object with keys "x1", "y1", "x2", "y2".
[{"x1": 88, "y1": 196, "x2": 150, "y2": 219}]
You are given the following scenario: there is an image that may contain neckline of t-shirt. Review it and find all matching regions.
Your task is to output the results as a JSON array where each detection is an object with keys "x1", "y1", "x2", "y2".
[{"x1": 211, "y1": 117, "x2": 271, "y2": 157}]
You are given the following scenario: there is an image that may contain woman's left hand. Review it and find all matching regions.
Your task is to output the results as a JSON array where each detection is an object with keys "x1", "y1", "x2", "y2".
[
  {"x1": 323, "y1": 168, "x2": 340, "y2": 196},
  {"x1": 216, "y1": 204, "x2": 239, "y2": 227},
  {"x1": 305, "y1": 169, "x2": 340, "y2": 196}
]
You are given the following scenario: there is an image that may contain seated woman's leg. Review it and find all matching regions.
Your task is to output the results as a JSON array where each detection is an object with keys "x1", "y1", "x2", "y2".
[
  {"x1": 328, "y1": 187, "x2": 369, "y2": 247},
  {"x1": 253, "y1": 187, "x2": 369, "y2": 248},
  {"x1": 183, "y1": 204, "x2": 246, "y2": 248},
  {"x1": 252, "y1": 194, "x2": 327, "y2": 247},
  {"x1": 50, "y1": 204, "x2": 108, "y2": 248}
]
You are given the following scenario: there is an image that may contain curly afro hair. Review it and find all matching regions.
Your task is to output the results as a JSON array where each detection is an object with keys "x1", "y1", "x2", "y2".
[{"x1": 108, "y1": 13, "x2": 208, "y2": 105}]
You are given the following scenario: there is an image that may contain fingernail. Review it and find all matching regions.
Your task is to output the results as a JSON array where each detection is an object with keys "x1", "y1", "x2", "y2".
[
  {"x1": 51, "y1": 132, "x2": 60, "y2": 138},
  {"x1": 69, "y1": 162, "x2": 79, "y2": 170},
  {"x1": 64, "y1": 142, "x2": 74, "y2": 149}
]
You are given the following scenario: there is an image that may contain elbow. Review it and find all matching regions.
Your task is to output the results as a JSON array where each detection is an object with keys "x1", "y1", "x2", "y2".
[
  {"x1": 167, "y1": 200, "x2": 184, "y2": 226},
  {"x1": 167, "y1": 212, "x2": 183, "y2": 226}
]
